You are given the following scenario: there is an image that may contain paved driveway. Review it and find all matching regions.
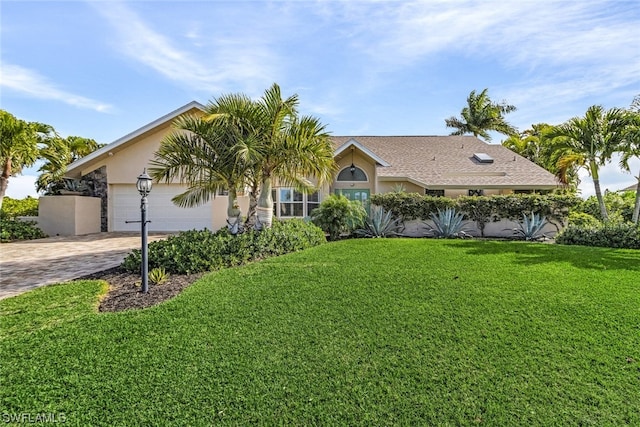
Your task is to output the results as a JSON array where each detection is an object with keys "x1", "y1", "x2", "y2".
[{"x1": 0, "y1": 232, "x2": 168, "y2": 300}]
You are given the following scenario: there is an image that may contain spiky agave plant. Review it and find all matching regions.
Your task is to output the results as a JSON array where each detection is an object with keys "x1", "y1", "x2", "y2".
[
  {"x1": 425, "y1": 207, "x2": 471, "y2": 238},
  {"x1": 513, "y1": 212, "x2": 548, "y2": 241},
  {"x1": 355, "y1": 205, "x2": 403, "y2": 238}
]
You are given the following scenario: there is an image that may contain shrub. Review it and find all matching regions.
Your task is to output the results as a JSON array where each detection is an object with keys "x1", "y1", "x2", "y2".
[
  {"x1": 355, "y1": 205, "x2": 403, "y2": 238},
  {"x1": 425, "y1": 208, "x2": 471, "y2": 238},
  {"x1": 0, "y1": 197, "x2": 39, "y2": 219},
  {"x1": 0, "y1": 219, "x2": 47, "y2": 243},
  {"x1": 556, "y1": 222, "x2": 640, "y2": 249},
  {"x1": 574, "y1": 191, "x2": 635, "y2": 222},
  {"x1": 311, "y1": 194, "x2": 366, "y2": 241},
  {"x1": 122, "y1": 219, "x2": 326, "y2": 274},
  {"x1": 568, "y1": 212, "x2": 601, "y2": 228}
]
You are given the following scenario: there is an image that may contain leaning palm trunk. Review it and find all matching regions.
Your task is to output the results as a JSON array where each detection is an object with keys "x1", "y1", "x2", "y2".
[
  {"x1": 633, "y1": 176, "x2": 640, "y2": 224},
  {"x1": 256, "y1": 176, "x2": 274, "y2": 228},
  {"x1": 244, "y1": 181, "x2": 260, "y2": 229}
]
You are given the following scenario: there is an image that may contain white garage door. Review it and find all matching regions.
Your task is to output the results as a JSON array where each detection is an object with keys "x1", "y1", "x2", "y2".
[{"x1": 111, "y1": 184, "x2": 213, "y2": 232}]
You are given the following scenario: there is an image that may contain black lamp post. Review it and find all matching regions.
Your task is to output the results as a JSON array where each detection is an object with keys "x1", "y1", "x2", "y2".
[{"x1": 136, "y1": 169, "x2": 153, "y2": 293}]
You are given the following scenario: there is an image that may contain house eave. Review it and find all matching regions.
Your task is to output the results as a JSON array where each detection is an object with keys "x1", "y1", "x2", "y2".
[{"x1": 65, "y1": 101, "x2": 206, "y2": 178}]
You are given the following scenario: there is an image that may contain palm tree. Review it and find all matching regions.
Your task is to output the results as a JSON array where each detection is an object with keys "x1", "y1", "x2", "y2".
[
  {"x1": 549, "y1": 105, "x2": 629, "y2": 221},
  {"x1": 36, "y1": 136, "x2": 102, "y2": 194},
  {"x1": 620, "y1": 99, "x2": 640, "y2": 224},
  {"x1": 502, "y1": 123, "x2": 580, "y2": 189},
  {"x1": 0, "y1": 110, "x2": 55, "y2": 208},
  {"x1": 445, "y1": 88, "x2": 518, "y2": 142},
  {"x1": 149, "y1": 108, "x2": 253, "y2": 232},
  {"x1": 251, "y1": 83, "x2": 335, "y2": 228}
]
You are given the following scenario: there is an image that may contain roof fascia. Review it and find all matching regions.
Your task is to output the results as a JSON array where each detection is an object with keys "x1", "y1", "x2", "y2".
[
  {"x1": 66, "y1": 101, "x2": 206, "y2": 176},
  {"x1": 334, "y1": 138, "x2": 391, "y2": 167}
]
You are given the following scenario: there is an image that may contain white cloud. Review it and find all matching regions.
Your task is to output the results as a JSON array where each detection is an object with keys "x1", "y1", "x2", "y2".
[
  {"x1": 0, "y1": 64, "x2": 113, "y2": 112},
  {"x1": 91, "y1": 1, "x2": 280, "y2": 94}
]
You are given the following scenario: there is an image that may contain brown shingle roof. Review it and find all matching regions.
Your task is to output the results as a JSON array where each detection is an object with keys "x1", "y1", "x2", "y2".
[{"x1": 332, "y1": 135, "x2": 559, "y2": 189}]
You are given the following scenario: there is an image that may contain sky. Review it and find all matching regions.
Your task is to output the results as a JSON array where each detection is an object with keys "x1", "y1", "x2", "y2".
[{"x1": 1, "y1": 0, "x2": 639, "y2": 199}]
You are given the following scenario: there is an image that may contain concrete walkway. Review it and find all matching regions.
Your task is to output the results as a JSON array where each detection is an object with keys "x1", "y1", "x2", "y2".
[{"x1": 0, "y1": 232, "x2": 168, "y2": 300}]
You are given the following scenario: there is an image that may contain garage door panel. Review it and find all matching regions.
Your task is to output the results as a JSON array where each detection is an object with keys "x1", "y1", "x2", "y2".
[{"x1": 112, "y1": 184, "x2": 213, "y2": 232}]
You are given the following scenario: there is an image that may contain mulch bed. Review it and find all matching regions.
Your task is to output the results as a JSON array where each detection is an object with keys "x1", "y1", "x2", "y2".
[{"x1": 79, "y1": 267, "x2": 203, "y2": 313}]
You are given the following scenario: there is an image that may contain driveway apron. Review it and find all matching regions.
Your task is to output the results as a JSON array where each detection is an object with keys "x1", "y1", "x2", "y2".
[{"x1": 0, "y1": 233, "x2": 168, "y2": 300}]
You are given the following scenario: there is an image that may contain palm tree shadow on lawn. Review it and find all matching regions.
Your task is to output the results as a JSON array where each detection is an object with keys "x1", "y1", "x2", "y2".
[{"x1": 443, "y1": 240, "x2": 640, "y2": 272}]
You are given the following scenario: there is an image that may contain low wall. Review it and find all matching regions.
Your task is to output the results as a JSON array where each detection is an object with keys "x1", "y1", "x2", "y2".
[
  {"x1": 37, "y1": 196, "x2": 101, "y2": 236},
  {"x1": 401, "y1": 218, "x2": 560, "y2": 239}
]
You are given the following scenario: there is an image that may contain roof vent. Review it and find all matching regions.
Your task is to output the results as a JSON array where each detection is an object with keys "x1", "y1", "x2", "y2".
[{"x1": 473, "y1": 153, "x2": 494, "y2": 163}]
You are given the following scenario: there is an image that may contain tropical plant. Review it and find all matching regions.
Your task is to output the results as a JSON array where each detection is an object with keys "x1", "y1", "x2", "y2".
[
  {"x1": 150, "y1": 103, "x2": 254, "y2": 232},
  {"x1": 619, "y1": 99, "x2": 640, "y2": 224},
  {"x1": 548, "y1": 105, "x2": 629, "y2": 221},
  {"x1": 355, "y1": 205, "x2": 403, "y2": 238},
  {"x1": 512, "y1": 212, "x2": 549, "y2": 241},
  {"x1": 0, "y1": 110, "x2": 56, "y2": 208},
  {"x1": 425, "y1": 207, "x2": 471, "y2": 238},
  {"x1": 556, "y1": 221, "x2": 640, "y2": 249},
  {"x1": 445, "y1": 88, "x2": 518, "y2": 142},
  {"x1": 247, "y1": 83, "x2": 336, "y2": 228},
  {"x1": 36, "y1": 136, "x2": 102, "y2": 194},
  {"x1": 311, "y1": 194, "x2": 366, "y2": 241},
  {"x1": 149, "y1": 267, "x2": 169, "y2": 285},
  {"x1": 502, "y1": 123, "x2": 579, "y2": 189}
]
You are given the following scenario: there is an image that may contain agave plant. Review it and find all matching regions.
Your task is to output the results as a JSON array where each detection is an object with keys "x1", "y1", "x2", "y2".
[
  {"x1": 513, "y1": 212, "x2": 548, "y2": 241},
  {"x1": 355, "y1": 205, "x2": 403, "y2": 238},
  {"x1": 425, "y1": 207, "x2": 471, "y2": 238}
]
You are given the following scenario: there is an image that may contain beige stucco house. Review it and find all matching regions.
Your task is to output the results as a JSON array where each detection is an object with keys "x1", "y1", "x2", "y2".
[{"x1": 57, "y1": 101, "x2": 558, "y2": 234}]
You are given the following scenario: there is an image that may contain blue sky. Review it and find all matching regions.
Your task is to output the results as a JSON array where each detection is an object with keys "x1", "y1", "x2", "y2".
[{"x1": 2, "y1": 0, "x2": 639, "y2": 198}]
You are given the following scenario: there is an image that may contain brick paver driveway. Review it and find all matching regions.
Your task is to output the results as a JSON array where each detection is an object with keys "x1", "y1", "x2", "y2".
[{"x1": 0, "y1": 232, "x2": 168, "y2": 300}]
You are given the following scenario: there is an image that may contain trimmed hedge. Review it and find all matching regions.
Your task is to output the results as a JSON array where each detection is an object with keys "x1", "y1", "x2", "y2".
[
  {"x1": 556, "y1": 222, "x2": 640, "y2": 249},
  {"x1": 371, "y1": 193, "x2": 580, "y2": 235},
  {"x1": 122, "y1": 219, "x2": 326, "y2": 274}
]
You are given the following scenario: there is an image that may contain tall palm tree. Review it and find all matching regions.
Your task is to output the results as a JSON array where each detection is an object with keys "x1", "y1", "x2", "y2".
[
  {"x1": 620, "y1": 103, "x2": 640, "y2": 224},
  {"x1": 149, "y1": 108, "x2": 253, "y2": 231},
  {"x1": 550, "y1": 105, "x2": 629, "y2": 221},
  {"x1": 0, "y1": 110, "x2": 55, "y2": 208},
  {"x1": 252, "y1": 83, "x2": 335, "y2": 228},
  {"x1": 445, "y1": 88, "x2": 518, "y2": 142}
]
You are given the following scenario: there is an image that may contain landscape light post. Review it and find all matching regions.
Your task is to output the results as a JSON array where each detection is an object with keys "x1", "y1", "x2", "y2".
[{"x1": 136, "y1": 169, "x2": 153, "y2": 293}]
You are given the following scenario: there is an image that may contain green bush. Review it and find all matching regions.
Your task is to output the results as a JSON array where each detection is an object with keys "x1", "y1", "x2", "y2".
[
  {"x1": 310, "y1": 194, "x2": 367, "y2": 241},
  {"x1": 0, "y1": 219, "x2": 47, "y2": 242},
  {"x1": 575, "y1": 191, "x2": 635, "y2": 222},
  {"x1": 122, "y1": 219, "x2": 326, "y2": 274},
  {"x1": 371, "y1": 192, "x2": 579, "y2": 230},
  {"x1": 556, "y1": 222, "x2": 640, "y2": 249},
  {"x1": 0, "y1": 197, "x2": 39, "y2": 219},
  {"x1": 567, "y1": 212, "x2": 601, "y2": 228}
]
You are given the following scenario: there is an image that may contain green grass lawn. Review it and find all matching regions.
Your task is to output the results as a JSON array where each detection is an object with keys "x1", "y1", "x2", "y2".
[{"x1": 1, "y1": 239, "x2": 639, "y2": 426}]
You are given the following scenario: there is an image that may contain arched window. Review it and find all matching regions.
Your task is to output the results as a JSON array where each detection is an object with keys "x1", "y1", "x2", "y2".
[{"x1": 337, "y1": 166, "x2": 367, "y2": 182}]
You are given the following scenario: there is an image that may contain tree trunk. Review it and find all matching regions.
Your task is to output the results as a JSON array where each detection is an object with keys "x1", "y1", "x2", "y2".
[
  {"x1": 256, "y1": 176, "x2": 274, "y2": 228},
  {"x1": 0, "y1": 158, "x2": 12, "y2": 210},
  {"x1": 244, "y1": 182, "x2": 259, "y2": 229},
  {"x1": 226, "y1": 187, "x2": 242, "y2": 234},
  {"x1": 590, "y1": 161, "x2": 609, "y2": 221},
  {"x1": 632, "y1": 174, "x2": 640, "y2": 225}
]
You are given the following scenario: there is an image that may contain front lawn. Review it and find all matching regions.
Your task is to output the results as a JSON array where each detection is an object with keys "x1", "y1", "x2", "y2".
[{"x1": 1, "y1": 239, "x2": 639, "y2": 425}]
